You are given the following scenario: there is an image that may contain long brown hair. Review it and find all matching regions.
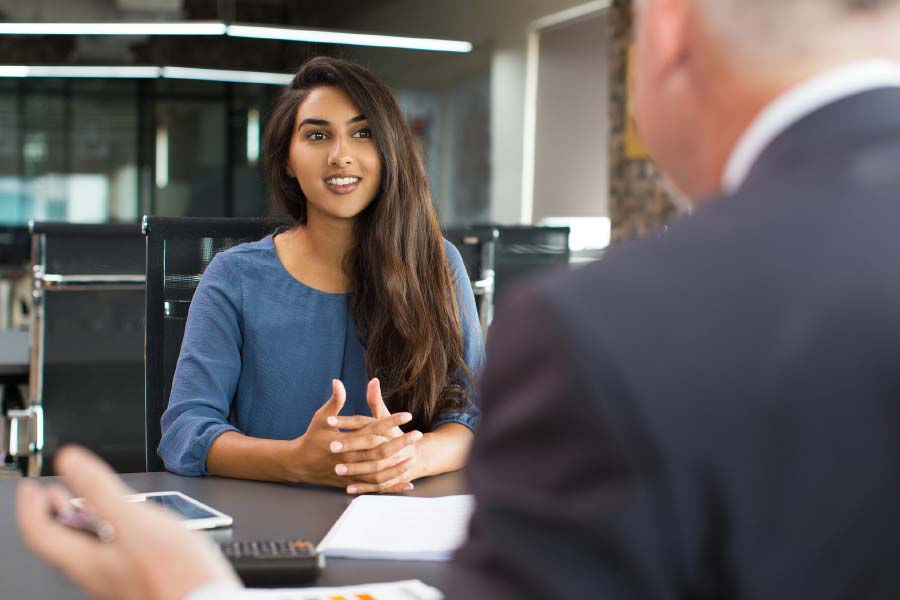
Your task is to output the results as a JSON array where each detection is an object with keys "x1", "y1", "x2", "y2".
[{"x1": 263, "y1": 56, "x2": 472, "y2": 431}]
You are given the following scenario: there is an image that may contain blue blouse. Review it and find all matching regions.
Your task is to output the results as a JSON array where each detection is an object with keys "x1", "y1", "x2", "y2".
[{"x1": 158, "y1": 234, "x2": 484, "y2": 476}]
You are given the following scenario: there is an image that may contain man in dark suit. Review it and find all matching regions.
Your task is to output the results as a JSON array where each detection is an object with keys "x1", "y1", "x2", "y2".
[{"x1": 447, "y1": 0, "x2": 900, "y2": 598}]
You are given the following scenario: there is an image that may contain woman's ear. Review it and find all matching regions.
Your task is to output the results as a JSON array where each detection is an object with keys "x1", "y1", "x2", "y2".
[{"x1": 285, "y1": 163, "x2": 295, "y2": 178}]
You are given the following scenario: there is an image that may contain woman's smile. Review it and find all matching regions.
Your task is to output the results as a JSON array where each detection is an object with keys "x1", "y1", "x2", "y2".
[{"x1": 324, "y1": 174, "x2": 363, "y2": 195}]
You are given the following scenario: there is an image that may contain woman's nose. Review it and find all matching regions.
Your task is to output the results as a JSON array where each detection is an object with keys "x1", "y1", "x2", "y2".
[{"x1": 328, "y1": 139, "x2": 353, "y2": 167}]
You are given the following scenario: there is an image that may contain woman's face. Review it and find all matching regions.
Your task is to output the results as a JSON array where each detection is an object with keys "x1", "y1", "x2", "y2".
[{"x1": 287, "y1": 85, "x2": 382, "y2": 223}]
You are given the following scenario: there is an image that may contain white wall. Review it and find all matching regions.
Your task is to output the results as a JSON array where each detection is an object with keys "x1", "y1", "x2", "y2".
[
  {"x1": 532, "y1": 11, "x2": 610, "y2": 222},
  {"x1": 346, "y1": 0, "x2": 594, "y2": 224}
]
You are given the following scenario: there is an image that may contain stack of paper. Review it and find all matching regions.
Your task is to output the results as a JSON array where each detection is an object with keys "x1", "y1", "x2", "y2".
[
  {"x1": 317, "y1": 495, "x2": 475, "y2": 561},
  {"x1": 240, "y1": 579, "x2": 442, "y2": 599}
]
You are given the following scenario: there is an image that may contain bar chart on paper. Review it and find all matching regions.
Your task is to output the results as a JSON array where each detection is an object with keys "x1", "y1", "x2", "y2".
[{"x1": 239, "y1": 579, "x2": 443, "y2": 600}]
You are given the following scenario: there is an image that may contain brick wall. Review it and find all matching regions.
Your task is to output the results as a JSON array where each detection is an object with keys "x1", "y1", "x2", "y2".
[{"x1": 608, "y1": 0, "x2": 676, "y2": 242}]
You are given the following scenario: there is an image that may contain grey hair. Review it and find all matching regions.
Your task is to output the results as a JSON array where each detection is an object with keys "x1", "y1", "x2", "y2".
[{"x1": 691, "y1": 0, "x2": 900, "y2": 63}]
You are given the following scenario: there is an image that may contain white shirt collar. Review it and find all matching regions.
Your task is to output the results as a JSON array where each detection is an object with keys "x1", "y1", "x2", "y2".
[{"x1": 721, "y1": 59, "x2": 900, "y2": 194}]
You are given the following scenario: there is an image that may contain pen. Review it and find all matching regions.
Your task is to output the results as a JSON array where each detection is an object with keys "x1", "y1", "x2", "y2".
[{"x1": 55, "y1": 507, "x2": 116, "y2": 543}]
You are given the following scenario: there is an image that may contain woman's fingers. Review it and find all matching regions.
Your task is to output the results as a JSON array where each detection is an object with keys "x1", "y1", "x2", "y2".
[
  {"x1": 347, "y1": 467, "x2": 416, "y2": 495},
  {"x1": 329, "y1": 433, "x2": 389, "y2": 454},
  {"x1": 334, "y1": 446, "x2": 415, "y2": 478},
  {"x1": 366, "y1": 378, "x2": 391, "y2": 418},
  {"x1": 326, "y1": 413, "x2": 406, "y2": 436},
  {"x1": 335, "y1": 429, "x2": 422, "y2": 460},
  {"x1": 326, "y1": 414, "x2": 376, "y2": 430},
  {"x1": 314, "y1": 380, "x2": 347, "y2": 423},
  {"x1": 328, "y1": 415, "x2": 414, "y2": 453},
  {"x1": 344, "y1": 458, "x2": 414, "y2": 485}
]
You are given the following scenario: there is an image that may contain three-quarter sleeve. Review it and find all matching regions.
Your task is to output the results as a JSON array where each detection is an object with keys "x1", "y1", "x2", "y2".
[
  {"x1": 432, "y1": 240, "x2": 485, "y2": 433},
  {"x1": 158, "y1": 253, "x2": 244, "y2": 476}
]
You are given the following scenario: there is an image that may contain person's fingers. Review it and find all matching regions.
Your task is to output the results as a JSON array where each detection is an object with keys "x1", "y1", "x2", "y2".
[
  {"x1": 380, "y1": 481, "x2": 415, "y2": 494},
  {"x1": 333, "y1": 450, "x2": 412, "y2": 478},
  {"x1": 336, "y1": 430, "x2": 419, "y2": 463},
  {"x1": 322, "y1": 379, "x2": 347, "y2": 418},
  {"x1": 366, "y1": 378, "x2": 391, "y2": 418},
  {"x1": 328, "y1": 432, "x2": 389, "y2": 454},
  {"x1": 328, "y1": 414, "x2": 413, "y2": 453},
  {"x1": 330, "y1": 411, "x2": 407, "y2": 439},
  {"x1": 326, "y1": 414, "x2": 376, "y2": 430},
  {"x1": 347, "y1": 466, "x2": 416, "y2": 495},
  {"x1": 355, "y1": 458, "x2": 415, "y2": 485},
  {"x1": 53, "y1": 446, "x2": 141, "y2": 535},
  {"x1": 338, "y1": 429, "x2": 423, "y2": 460},
  {"x1": 45, "y1": 485, "x2": 73, "y2": 513},
  {"x1": 16, "y1": 480, "x2": 110, "y2": 580},
  {"x1": 370, "y1": 412, "x2": 412, "y2": 436}
]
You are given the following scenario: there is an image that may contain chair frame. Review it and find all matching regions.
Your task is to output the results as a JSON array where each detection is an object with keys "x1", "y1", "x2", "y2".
[{"x1": 143, "y1": 216, "x2": 283, "y2": 472}]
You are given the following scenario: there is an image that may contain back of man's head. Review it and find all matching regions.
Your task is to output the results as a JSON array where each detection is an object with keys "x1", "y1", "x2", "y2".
[
  {"x1": 631, "y1": 0, "x2": 900, "y2": 201},
  {"x1": 696, "y1": 0, "x2": 900, "y2": 67}
]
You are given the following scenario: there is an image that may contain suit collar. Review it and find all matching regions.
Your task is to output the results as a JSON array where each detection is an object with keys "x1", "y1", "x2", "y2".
[
  {"x1": 738, "y1": 86, "x2": 900, "y2": 192},
  {"x1": 722, "y1": 60, "x2": 900, "y2": 194}
]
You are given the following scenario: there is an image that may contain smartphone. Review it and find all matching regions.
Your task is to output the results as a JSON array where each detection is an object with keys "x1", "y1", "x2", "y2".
[
  {"x1": 129, "y1": 491, "x2": 233, "y2": 530},
  {"x1": 71, "y1": 491, "x2": 233, "y2": 531}
]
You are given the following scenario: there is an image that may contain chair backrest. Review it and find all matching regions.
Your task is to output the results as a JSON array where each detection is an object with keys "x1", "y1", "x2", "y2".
[
  {"x1": 143, "y1": 216, "x2": 284, "y2": 472},
  {"x1": 443, "y1": 225, "x2": 499, "y2": 335},
  {"x1": 28, "y1": 222, "x2": 146, "y2": 476},
  {"x1": 493, "y1": 225, "x2": 571, "y2": 305}
]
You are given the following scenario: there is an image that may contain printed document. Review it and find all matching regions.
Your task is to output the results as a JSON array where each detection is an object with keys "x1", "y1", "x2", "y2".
[{"x1": 240, "y1": 579, "x2": 442, "y2": 599}]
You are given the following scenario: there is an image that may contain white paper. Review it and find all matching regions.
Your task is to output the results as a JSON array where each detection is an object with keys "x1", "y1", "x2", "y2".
[
  {"x1": 316, "y1": 495, "x2": 475, "y2": 561},
  {"x1": 239, "y1": 579, "x2": 443, "y2": 599}
]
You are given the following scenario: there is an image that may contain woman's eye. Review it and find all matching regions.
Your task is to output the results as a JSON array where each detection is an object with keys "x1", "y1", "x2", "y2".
[
  {"x1": 306, "y1": 131, "x2": 327, "y2": 141},
  {"x1": 353, "y1": 128, "x2": 372, "y2": 139}
]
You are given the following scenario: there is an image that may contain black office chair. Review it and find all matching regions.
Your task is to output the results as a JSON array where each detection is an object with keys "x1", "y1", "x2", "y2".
[
  {"x1": 443, "y1": 225, "x2": 499, "y2": 335},
  {"x1": 493, "y1": 225, "x2": 571, "y2": 305},
  {"x1": 13, "y1": 223, "x2": 146, "y2": 476},
  {"x1": 143, "y1": 216, "x2": 284, "y2": 472}
]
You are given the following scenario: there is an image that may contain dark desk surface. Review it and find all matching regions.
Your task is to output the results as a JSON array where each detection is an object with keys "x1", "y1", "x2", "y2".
[
  {"x1": 0, "y1": 470, "x2": 468, "y2": 599},
  {"x1": 0, "y1": 329, "x2": 28, "y2": 378}
]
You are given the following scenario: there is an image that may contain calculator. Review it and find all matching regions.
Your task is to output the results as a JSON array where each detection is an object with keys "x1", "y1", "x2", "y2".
[{"x1": 218, "y1": 539, "x2": 325, "y2": 587}]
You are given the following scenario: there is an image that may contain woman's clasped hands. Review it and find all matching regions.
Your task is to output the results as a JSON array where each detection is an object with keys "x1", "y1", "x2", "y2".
[{"x1": 291, "y1": 378, "x2": 424, "y2": 494}]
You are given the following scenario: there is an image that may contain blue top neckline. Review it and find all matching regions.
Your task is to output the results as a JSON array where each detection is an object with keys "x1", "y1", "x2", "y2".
[{"x1": 266, "y1": 231, "x2": 350, "y2": 299}]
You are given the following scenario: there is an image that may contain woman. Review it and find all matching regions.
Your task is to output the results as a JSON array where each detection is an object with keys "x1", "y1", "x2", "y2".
[{"x1": 158, "y1": 57, "x2": 483, "y2": 495}]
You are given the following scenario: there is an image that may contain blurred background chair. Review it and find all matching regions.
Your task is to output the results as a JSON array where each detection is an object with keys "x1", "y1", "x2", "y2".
[
  {"x1": 492, "y1": 225, "x2": 571, "y2": 305},
  {"x1": 444, "y1": 225, "x2": 499, "y2": 335},
  {"x1": 0, "y1": 226, "x2": 30, "y2": 475},
  {"x1": 9, "y1": 223, "x2": 145, "y2": 476},
  {"x1": 143, "y1": 216, "x2": 284, "y2": 472}
]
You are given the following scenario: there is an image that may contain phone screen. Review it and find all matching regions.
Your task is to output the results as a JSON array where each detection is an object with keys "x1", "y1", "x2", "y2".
[{"x1": 142, "y1": 494, "x2": 218, "y2": 520}]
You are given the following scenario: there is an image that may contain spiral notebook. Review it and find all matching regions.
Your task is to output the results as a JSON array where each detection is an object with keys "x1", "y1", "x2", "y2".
[{"x1": 316, "y1": 495, "x2": 475, "y2": 561}]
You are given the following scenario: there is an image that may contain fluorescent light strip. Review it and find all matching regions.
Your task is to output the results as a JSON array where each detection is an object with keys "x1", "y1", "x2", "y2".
[
  {"x1": 226, "y1": 24, "x2": 472, "y2": 53},
  {"x1": 0, "y1": 65, "x2": 292, "y2": 85},
  {"x1": 28, "y1": 66, "x2": 159, "y2": 78},
  {"x1": 0, "y1": 21, "x2": 472, "y2": 53},
  {"x1": 0, "y1": 22, "x2": 226, "y2": 35},
  {"x1": 161, "y1": 66, "x2": 293, "y2": 85}
]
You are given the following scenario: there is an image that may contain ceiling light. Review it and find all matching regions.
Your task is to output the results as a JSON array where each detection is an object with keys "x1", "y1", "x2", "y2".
[
  {"x1": 0, "y1": 66, "x2": 293, "y2": 85},
  {"x1": 161, "y1": 67, "x2": 293, "y2": 85},
  {"x1": 28, "y1": 66, "x2": 160, "y2": 78},
  {"x1": 0, "y1": 22, "x2": 226, "y2": 36},
  {"x1": 0, "y1": 22, "x2": 473, "y2": 53},
  {"x1": 226, "y1": 24, "x2": 473, "y2": 53}
]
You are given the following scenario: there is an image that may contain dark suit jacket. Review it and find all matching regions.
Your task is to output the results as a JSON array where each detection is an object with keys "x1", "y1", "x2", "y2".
[{"x1": 447, "y1": 88, "x2": 900, "y2": 599}]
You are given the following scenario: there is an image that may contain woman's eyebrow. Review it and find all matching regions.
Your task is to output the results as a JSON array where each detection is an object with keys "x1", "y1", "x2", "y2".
[
  {"x1": 299, "y1": 117, "x2": 329, "y2": 128},
  {"x1": 298, "y1": 115, "x2": 365, "y2": 129}
]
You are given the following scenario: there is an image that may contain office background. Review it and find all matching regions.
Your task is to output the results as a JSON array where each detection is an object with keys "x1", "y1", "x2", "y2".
[
  {"x1": 0, "y1": 0, "x2": 674, "y2": 239},
  {"x1": 0, "y1": 0, "x2": 678, "y2": 476}
]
